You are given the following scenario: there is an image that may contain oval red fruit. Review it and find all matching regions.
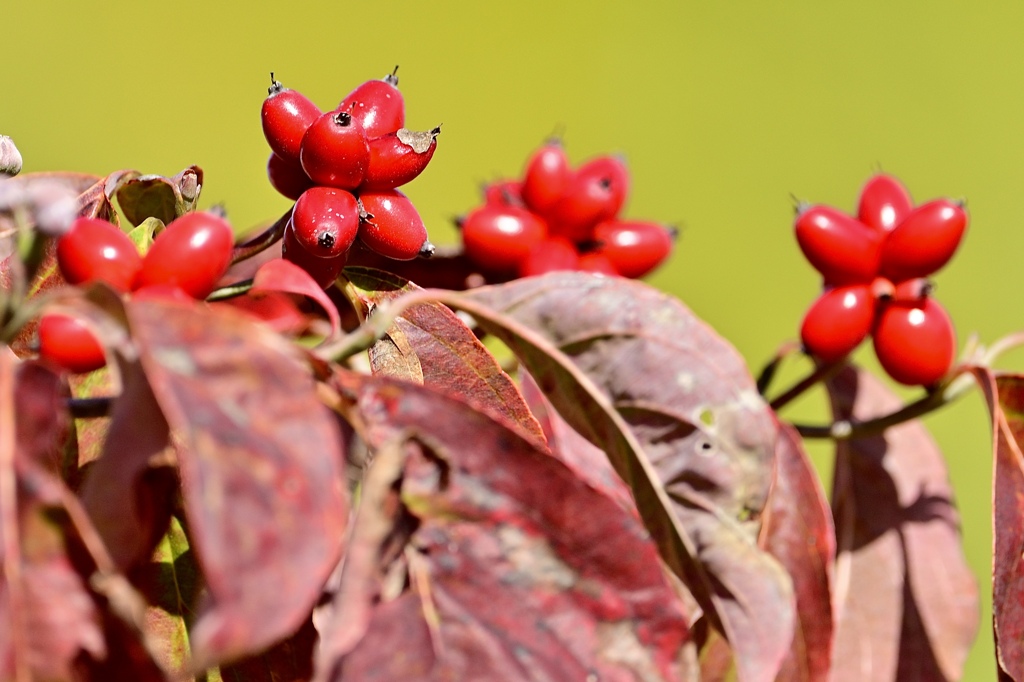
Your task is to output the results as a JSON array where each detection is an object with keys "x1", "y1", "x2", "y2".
[
  {"x1": 482, "y1": 180, "x2": 523, "y2": 207},
  {"x1": 794, "y1": 205, "x2": 883, "y2": 285},
  {"x1": 360, "y1": 127, "x2": 440, "y2": 191},
  {"x1": 577, "y1": 251, "x2": 619, "y2": 276},
  {"x1": 299, "y1": 111, "x2": 370, "y2": 190},
  {"x1": 291, "y1": 187, "x2": 360, "y2": 258},
  {"x1": 357, "y1": 190, "x2": 431, "y2": 261},
  {"x1": 593, "y1": 219, "x2": 675, "y2": 279},
  {"x1": 879, "y1": 199, "x2": 967, "y2": 281},
  {"x1": 521, "y1": 139, "x2": 571, "y2": 214},
  {"x1": 857, "y1": 174, "x2": 913, "y2": 232},
  {"x1": 461, "y1": 204, "x2": 548, "y2": 273},
  {"x1": 519, "y1": 237, "x2": 580, "y2": 277},
  {"x1": 261, "y1": 75, "x2": 322, "y2": 162},
  {"x1": 282, "y1": 224, "x2": 347, "y2": 289},
  {"x1": 37, "y1": 313, "x2": 106, "y2": 374},
  {"x1": 873, "y1": 297, "x2": 956, "y2": 386},
  {"x1": 135, "y1": 211, "x2": 235, "y2": 299},
  {"x1": 57, "y1": 217, "x2": 142, "y2": 292},
  {"x1": 546, "y1": 155, "x2": 630, "y2": 242},
  {"x1": 336, "y1": 69, "x2": 405, "y2": 139},
  {"x1": 266, "y1": 152, "x2": 313, "y2": 201},
  {"x1": 799, "y1": 285, "x2": 875, "y2": 363}
]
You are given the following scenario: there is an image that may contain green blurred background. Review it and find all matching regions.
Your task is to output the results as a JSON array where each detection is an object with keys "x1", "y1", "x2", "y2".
[{"x1": 6, "y1": 1, "x2": 1017, "y2": 678}]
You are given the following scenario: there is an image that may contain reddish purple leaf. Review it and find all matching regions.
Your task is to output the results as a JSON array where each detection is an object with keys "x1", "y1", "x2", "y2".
[
  {"x1": 973, "y1": 369, "x2": 1024, "y2": 680},
  {"x1": 0, "y1": 353, "x2": 105, "y2": 680},
  {"x1": 826, "y1": 366, "x2": 978, "y2": 682},
  {"x1": 250, "y1": 257, "x2": 342, "y2": 340},
  {"x1": 218, "y1": 616, "x2": 317, "y2": 682},
  {"x1": 322, "y1": 371, "x2": 695, "y2": 682},
  {"x1": 345, "y1": 266, "x2": 545, "y2": 447},
  {"x1": 760, "y1": 422, "x2": 835, "y2": 682},
  {"x1": 425, "y1": 272, "x2": 791, "y2": 682},
  {"x1": 125, "y1": 298, "x2": 349, "y2": 666}
]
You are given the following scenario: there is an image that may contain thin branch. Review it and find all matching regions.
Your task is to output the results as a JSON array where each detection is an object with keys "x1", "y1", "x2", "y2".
[
  {"x1": 790, "y1": 371, "x2": 975, "y2": 440},
  {"x1": 768, "y1": 359, "x2": 844, "y2": 411},
  {"x1": 206, "y1": 278, "x2": 254, "y2": 302},
  {"x1": 230, "y1": 207, "x2": 292, "y2": 265},
  {"x1": 755, "y1": 340, "x2": 802, "y2": 396}
]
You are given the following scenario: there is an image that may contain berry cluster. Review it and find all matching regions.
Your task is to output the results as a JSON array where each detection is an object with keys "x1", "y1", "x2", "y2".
[
  {"x1": 261, "y1": 70, "x2": 439, "y2": 288},
  {"x1": 796, "y1": 174, "x2": 967, "y2": 385},
  {"x1": 459, "y1": 139, "x2": 675, "y2": 279},
  {"x1": 40, "y1": 212, "x2": 234, "y2": 373}
]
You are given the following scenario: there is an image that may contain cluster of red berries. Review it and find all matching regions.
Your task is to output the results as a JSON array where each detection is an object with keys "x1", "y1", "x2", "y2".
[
  {"x1": 458, "y1": 139, "x2": 675, "y2": 279},
  {"x1": 261, "y1": 70, "x2": 439, "y2": 288},
  {"x1": 796, "y1": 174, "x2": 967, "y2": 386},
  {"x1": 39, "y1": 212, "x2": 234, "y2": 373}
]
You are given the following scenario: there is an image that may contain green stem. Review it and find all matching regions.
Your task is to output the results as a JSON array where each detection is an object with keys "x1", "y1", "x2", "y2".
[{"x1": 206, "y1": 278, "x2": 254, "y2": 302}]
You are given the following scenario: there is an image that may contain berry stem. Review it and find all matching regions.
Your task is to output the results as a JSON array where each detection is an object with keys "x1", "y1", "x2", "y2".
[
  {"x1": 791, "y1": 370, "x2": 975, "y2": 440},
  {"x1": 768, "y1": 359, "x2": 845, "y2": 411},
  {"x1": 230, "y1": 207, "x2": 292, "y2": 265},
  {"x1": 206, "y1": 278, "x2": 255, "y2": 302}
]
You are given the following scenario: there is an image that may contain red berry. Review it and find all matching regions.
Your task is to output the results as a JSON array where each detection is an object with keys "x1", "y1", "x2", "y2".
[
  {"x1": 521, "y1": 139, "x2": 571, "y2": 214},
  {"x1": 37, "y1": 313, "x2": 106, "y2": 374},
  {"x1": 57, "y1": 217, "x2": 142, "y2": 292},
  {"x1": 266, "y1": 152, "x2": 313, "y2": 201},
  {"x1": 261, "y1": 75, "x2": 322, "y2": 163},
  {"x1": 873, "y1": 297, "x2": 956, "y2": 386},
  {"x1": 891, "y1": 277, "x2": 932, "y2": 301},
  {"x1": 576, "y1": 251, "x2": 619, "y2": 276},
  {"x1": 132, "y1": 284, "x2": 194, "y2": 304},
  {"x1": 135, "y1": 211, "x2": 235, "y2": 299},
  {"x1": 518, "y1": 236, "x2": 580, "y2": 277},
  {"x1": 799, "y1": 285, "x2": 876, "y2": 363},
  {"x1": 879, "y1": 199, "x2": 967, "y2": 281},
  {"x1": 461, "y1": 204, "x2": 548, "y2": 273},
  {"x1": 546, "y1": 155, "x2": 629, "y2": 242},
  {"x1": 482, "y1": 180, "x2": 523, "y2": 207},
  {"x1": 360, "y1": 127, "x2": 440, "y2": 191},
  {"x1": 282, "y1": 225, "x2": 346, "y2": 289},
  {"x1": 357, "y1": 190, "x2": 432, "y2": 261},
  {"x1": 299, "y1": 111, "x2": 370, "y2": 190},
  {"x1": 794, "y1": 205, "x2": 883, "y2": 285},
  {"x1": 336, "y1": 69, "x2": 405, "y2": 139},
  {"x1": 291, "y1": 187, "x2": 360, "y2": 258},
  {"x1": 593, "y1": 219, "x2": 674, "y2": 279},
  {"x1": 858, "y1": 174, "x2": 913, "y2": 232}
]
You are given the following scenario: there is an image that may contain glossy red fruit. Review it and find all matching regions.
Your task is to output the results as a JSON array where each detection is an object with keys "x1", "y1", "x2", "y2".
[
  {"x1": 266, "y1": 152, "x2": 313, "y2": 201},
  {"x1": 891, "y1": 277, "x2": 932, "y2": 301},
  {"x1": 521, "y1": 139, "x2": 571, "y2": 214},
  {"x1": 358, "y1": 190, "x2": 432, "y2": 261},
  {"x1": 282, "y1": 224, "x2": 347, "y2": 289},
  {"x1": 576, "y1": 251, "x2": 619, "y2": 276},
  {"x1": 37, "y1": 314, "x2": 106, "y2": 374},
  {"x1": 291, "y1": 187, "x2": 360, "y2": 258},
  {"x1": 135, "y1": 211, "x2": 235, "y2": 299},
  {"x1": 799, "y1": 285, "x2": 875, "y2": 363},
  {"x1": 482, "y1": 180, "x2": 523, "y2": 207},
  {"x1": 519, "y1": 237, "x2": 580, "y2": 277},
  {"x1": 131, "y1": 284, "x2": 194, "y2": 304},
  {"x1": 879, "y1": 199, "x2": 967, "y2": 281},
  {"x1": 299, "y1": 111, "x2": 370, "y2": 190},
  {"x1": 261, "y1": 75, "x2": 322, "y2": 162},
  {"x1": 873, "y1": 297, "x2": 956, "y2": 386},
  {"x1": 794, "y1": 205, "x2": 883, "y2": 285},
  {"x1": 57, "y1": 217, "x2": 142, "y2": 292},
  {"x1": 858, "y1": 174, "x2": 913, "y2": 232},
  {"x1": 460, "y1": 204, "x2": 548, "y2": 273},
  {"x1": 593, "y1": 219, "x2": 675, "y2": 279},
  {"x1": 336, "y1": 69, "x2": 405, "y2": 139},
  {"x1": 360, "y1": 127, "x2": 440, "y2": 191},
  {"x1": 546, "y1": 155, "x2": 630, "y2": 242}
]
